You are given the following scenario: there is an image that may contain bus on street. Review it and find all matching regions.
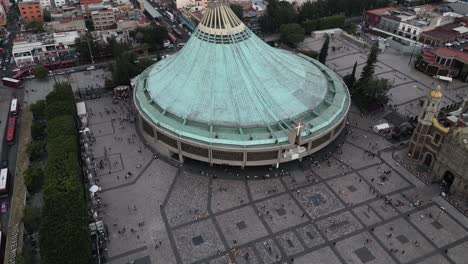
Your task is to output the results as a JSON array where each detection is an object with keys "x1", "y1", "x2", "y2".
[
  {"x1": 168, "y1": 32, "x2": 177, "y2": 44},
  {"x1": 6, "y1": 117, "x2": 16, "y2": 144},
  {"x1": 9, "y1": 98, "x2": 18, "y2": 117},
  {"x1": 172, "y1": 28, "x2": 182, "y2": 38},
  {"x1": 0, "y1": 169, "x2": 9, "y2": 195},
  {"x1": 2, "y1": 77, "x2": 22, "y2": 88}
]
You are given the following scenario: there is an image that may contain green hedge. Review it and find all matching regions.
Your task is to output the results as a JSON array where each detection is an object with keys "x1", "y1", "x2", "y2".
[
  {"x1": 39, "y1": 82, "x2": 91, "y2": 264},
  {"x1": 46, "y1": 115, "x2": 76, "y2": 140}
]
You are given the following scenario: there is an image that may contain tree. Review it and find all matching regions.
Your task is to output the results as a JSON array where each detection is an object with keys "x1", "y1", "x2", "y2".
[
  {"x1": 353, "y1": 77, "x2": 391, "y2": 111},
  {"x1": 343, "y1": 61, "x2": 357, "y2": 88},
  {"x1": 259, "y1": 0, "x2": 297, "y2": 33},
  {"x1": 318, "y1": 35, "x2": 330, "y2": 64},
  {"x1": 40, "y1": 82, "x2": 91, "y2": 264},
  {"x1": 302, "y1": 19, "x2": 318, "y2": 35},
  {"x1": 25, "y1": 21, "x2": 44, "y2": 33},
  {"x1": 43, "y1": 9, "x2": 52, "y2": 22},
  {"x1": 24, "y1": 163, "x2": 44, "y2": 193},
  {"x1": 230, "y1": 4, "x2": 244, "y2": 21},
  {"x1": 27, "y1": 141, "x2": 45, "y2": 162},
  {"x1": 31, "y1": 121, "x2": 46, "y2": 141},
  {"x1": 24, "y1": 208, "x2": 42, "y2": 233},
  {"x1": 299, "y1": 50, "x2": 318, "y2": 59},
  {"x1": 32, "y1": 66, "x2": 49, "y2": 79},
  {"x1": 279, "y1": 23, "x2": 304, "y2": 47},
  {"x1": 30, "y1": 100, "x2": 46, "y2": 120},
  {"x1": 357, "y1": 42, "x2": 379, "y2": 88}
]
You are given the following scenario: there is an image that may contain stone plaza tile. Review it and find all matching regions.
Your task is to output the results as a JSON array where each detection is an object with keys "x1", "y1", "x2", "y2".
[
  {"x1": 209, "y1": 255, "x2": 231, "y2": 264},
  {"x1": 388, "y1": 192, "x2": 413, "y2": 213},
  {"x1": 275, "y1": 231, "x2": 305, "y2": 256},
  {"x1": 327, "y1": 173, "x2": 374, "y2": 205},
  {"x1": 89, "y1": 120, "x2": 115, "y2": 137},
  {"x1": 447, "y1": 240, "x2": 468, "y2": 264},
  {"x1": 409, "y1": 205, "x2": 468, "y2": 247},
  {"x1": 353, "y1": 204, "x2": 383, "y2": 226},
  {"x1": 233, "y1": 246, "x2": 261, "y2": 264},
  {"x1": 248, "y1": 178, "x2": 286, "y2": 201},
  {"x1": 311, "y1": 157, "x2": 351, "y2": 180},
  {"x1": 332, "y1": 142, "x2": 379, "y2": 169},
  {"x1": 373, "y1": 218, "x2": 435, "y2": 264},
  {"x1": 336, "y1": 232, "x2": 396, "y2": 264},
  {"x1": 369, "y1": 199, "x2": 399, "y2": 220},
  {"x1": 256, "y1": 194, "x2": 307, "y2": 233},
  {"x1": 282, "y1": 169, "x2": 315, "y2": 189},
  {"x1": 210, "y1": 179, "x2": 249, "y2": 213},
  {"x1": 294, "y1": 183, "x2": 345, "y2": 219},
  {"x1": 358, "y1": 163, "x2": 411, "y2": 195},
  {"x1": 254, "y1": 238, "x2": 283, "y2": 264},
  {"x1": 327, "y1": 52, "x2": 366, "y2": 70},
  {"x1": 165, "y1": 171, "x2": 210, "y2": 227},
  {"x1": 294, "y1": 246, "x2": 342, "y2": 264},
  {"x1": 316, "y1": 211, "x2": 363, "y2": 241},
  {"x1": 295, "y1": 224, "x2": 325, "y2": 249},
  {"x1": 172, "y1": 219, "x2": 225, "y2": 264},
  {"x1": 215, "y1": 206, "x2": 268, "y2": 247},
  {"x1": 414, "y1": 254, "x2": 451, "y2": 264}
]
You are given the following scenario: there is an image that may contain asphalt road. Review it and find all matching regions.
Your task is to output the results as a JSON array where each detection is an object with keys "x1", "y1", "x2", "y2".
[
  {"x1": 0, "y1": 10, "x2": 23, "y2": 233},
  {"x1": 1, "y1": 10, "x2": 20, "y2": 79}
]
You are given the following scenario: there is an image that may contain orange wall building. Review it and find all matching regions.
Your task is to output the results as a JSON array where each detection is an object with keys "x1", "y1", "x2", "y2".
[{"x1": 19, "y1": 1, "x2": 43, "y2": 23}]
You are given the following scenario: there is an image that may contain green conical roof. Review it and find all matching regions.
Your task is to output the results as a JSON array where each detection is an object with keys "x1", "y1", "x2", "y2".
[{"x1": 134, "y1": 5, "x2": 350, "y2": 147}]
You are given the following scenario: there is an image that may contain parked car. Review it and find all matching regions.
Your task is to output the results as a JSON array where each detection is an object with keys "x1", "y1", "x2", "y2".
[{"x1": 86, "y1": 65, "x2": 95, "y2": 71}]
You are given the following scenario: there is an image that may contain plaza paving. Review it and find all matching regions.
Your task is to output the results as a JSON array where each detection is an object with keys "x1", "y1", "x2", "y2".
[
  {"x1": 301, "y1": 35, "x2": 466, "y2": 118},
  {"x1": 80, "y1": 94, "x2": 468, "y2": 264}
]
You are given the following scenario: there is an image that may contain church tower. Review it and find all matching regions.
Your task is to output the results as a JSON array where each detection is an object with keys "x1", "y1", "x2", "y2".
[{"x1": 408, "y1": 85, "x2": 443, "y2": 161}]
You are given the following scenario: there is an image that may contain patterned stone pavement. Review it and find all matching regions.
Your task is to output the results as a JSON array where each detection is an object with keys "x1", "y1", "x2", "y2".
[{"x1": 83, "y1": 95, "x2": 468, "y2": 264}]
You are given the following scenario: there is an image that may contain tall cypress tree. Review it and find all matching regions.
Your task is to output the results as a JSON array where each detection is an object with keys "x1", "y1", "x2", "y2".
[
  {"x1": 318, "y1": 35, "x2": 330, "y2": 64},
  {"x1": 359, "y1": 42, "x2": 379, "y2": 83},
  {"x1": 343, "y1": 61, "x2": 357, "y2": 89}
]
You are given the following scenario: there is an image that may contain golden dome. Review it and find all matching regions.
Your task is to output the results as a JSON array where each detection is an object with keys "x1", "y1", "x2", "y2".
[{"x1": 430, "y1": 85, "x2": 443, "y2": 98}]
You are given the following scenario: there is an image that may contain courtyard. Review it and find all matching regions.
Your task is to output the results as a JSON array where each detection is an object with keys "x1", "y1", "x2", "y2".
[{"x1": 81, "y1": 94, "x2": 468, "y2": 264}]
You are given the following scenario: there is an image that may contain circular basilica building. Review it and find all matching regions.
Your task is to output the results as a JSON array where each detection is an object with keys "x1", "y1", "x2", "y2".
[{"x1": 133, "y1": 5, "x2": 350, "y2": 167}]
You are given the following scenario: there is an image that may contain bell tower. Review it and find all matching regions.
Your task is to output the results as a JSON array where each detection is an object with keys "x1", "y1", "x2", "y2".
[{"x1": 408, "y1": 85, "x2": 443, "y2": 161}]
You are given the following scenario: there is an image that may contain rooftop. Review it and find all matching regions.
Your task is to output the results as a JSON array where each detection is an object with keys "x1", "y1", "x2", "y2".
[{"x1": 134, "y1": 5, "x2": 349, "y2": 147}]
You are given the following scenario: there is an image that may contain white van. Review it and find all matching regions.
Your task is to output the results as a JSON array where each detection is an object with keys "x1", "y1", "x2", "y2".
[{"x1": 373, "y1": 123, "x2": 391, "y2": 134}]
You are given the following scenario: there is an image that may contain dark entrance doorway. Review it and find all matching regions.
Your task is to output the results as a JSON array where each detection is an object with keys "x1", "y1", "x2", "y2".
[
  {"x1": 442, "y1": 171, "x2": 455, "y2": 193},
  {"x1": 423, "y1": 154, "x2": 433, "y2": 168}
]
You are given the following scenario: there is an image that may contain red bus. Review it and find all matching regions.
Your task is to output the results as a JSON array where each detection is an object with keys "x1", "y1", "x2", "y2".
[
  {"x1": 168, "y1": 32, "x2": 177, "y2": 44},
  {"x1": 61, "y1": 60, "x2": 76, "y2": 68},
  {"x1": 6, "y1": 117, "x2": 16, "y2": 144},
  {"x1": 172, "y1": 28, "x2": 182, "y2": 38},
  {"x1": 12, "y1": 69, "x2": 29, "y2": 80},
  {"x1": 9, "y1": 98, "x2": 18, "y2": 117},
  {"x1": 2, "y1": 78, "x2": 22, "y2": 88}
]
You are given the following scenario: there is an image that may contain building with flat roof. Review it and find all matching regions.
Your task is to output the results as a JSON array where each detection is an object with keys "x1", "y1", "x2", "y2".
[
  {"x1": 19, "y1": 0, "x2": 43, "y2": 22},
  {"x1": 134, "y1": 5, "x2": 350, "y2": 167},
  {"x1": 12, "y1": 31, "x2": 79, "y2": 67},
  {"x1": 91, "y1": 7, "x2": 115, "y2": 30},
  {"x1": 419, "y1": 17, "x2": 468, "y2": 46}
]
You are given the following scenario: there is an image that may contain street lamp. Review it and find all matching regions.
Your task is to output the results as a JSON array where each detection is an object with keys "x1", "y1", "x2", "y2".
[{"x1": 85, "y1": 29, "x2": 95, "y2": 64}]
